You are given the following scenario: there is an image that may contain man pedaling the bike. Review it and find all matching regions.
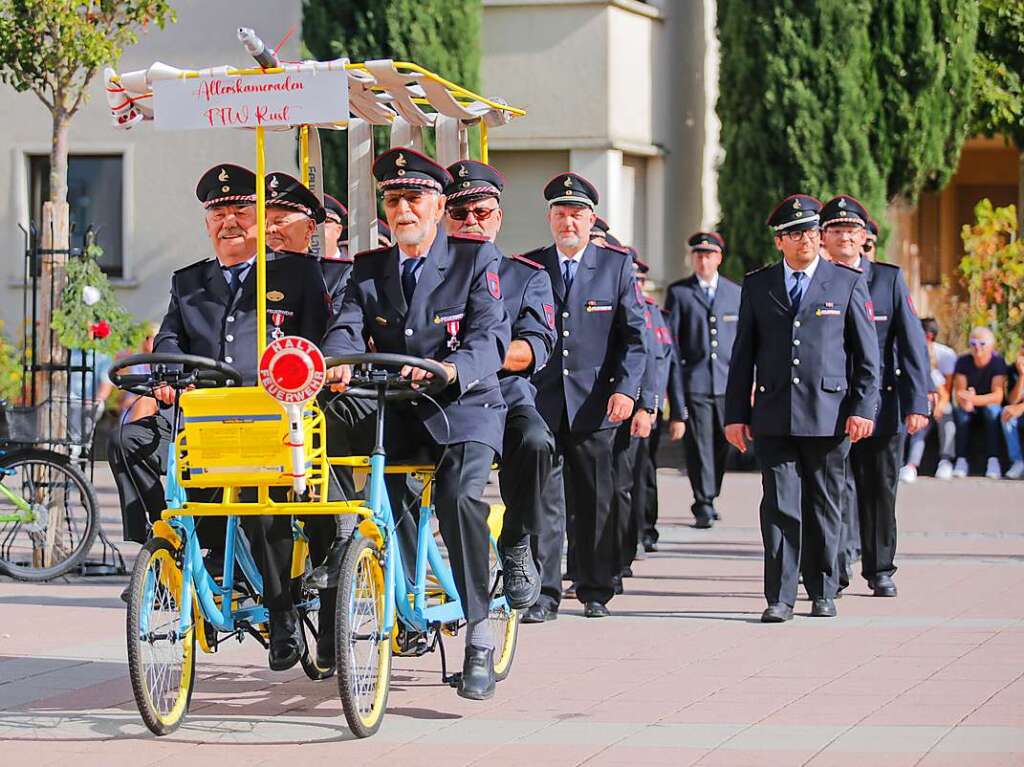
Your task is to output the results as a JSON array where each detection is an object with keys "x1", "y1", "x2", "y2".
[
  {"x1": 107, "y1": 163, "x2": 332, "y2": 673},
  {"x1": 321, "y1": 148, "x2": 511, "y2": 701}
]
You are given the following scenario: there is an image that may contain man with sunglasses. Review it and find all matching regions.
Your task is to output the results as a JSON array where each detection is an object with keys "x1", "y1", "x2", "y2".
[
  {"x1": 442, "y1": 160, "x2": 558, "y2": 616},
  {"x1": 724, "y1": 194, "x2": 879, "y2": 622},
  {"x1": 108, "y1": 164, "x2": 331, "y2": 672},
  {"x1": 322, "y1": 148, "x2": 511, "y2": 700},
  {"x1": 525, "y1": 173, "x2": 648, "y2": 619},
  {"x1": 819, "y1": 196, "x2": 930, "y2": 599}
]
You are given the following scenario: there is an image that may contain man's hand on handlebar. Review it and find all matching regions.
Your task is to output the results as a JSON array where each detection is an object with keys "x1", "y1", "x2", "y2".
[
  {"x1": 152, "y1": 384, "x2": 180, "y2": 405},
  {"x1": 326, "y1": 364, "x2": 353, "y2": 392},
  {"x1": 400, "y1": 361, "x2": 456, "y2": 387}
]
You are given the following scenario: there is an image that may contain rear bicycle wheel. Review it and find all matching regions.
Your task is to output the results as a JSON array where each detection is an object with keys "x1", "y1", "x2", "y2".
[
  {"x1": 487, "y1": 535, "x2": 519, "y2": 681},
  {"x1": 0, "y1": 449, "x2": 99, "y2": 581},
  {"x1": 127, "y1": 537, "x2": 196, "y2": 735},
  {"x1": 336, "y1": 536, "x2": 391, "y2": 738}
]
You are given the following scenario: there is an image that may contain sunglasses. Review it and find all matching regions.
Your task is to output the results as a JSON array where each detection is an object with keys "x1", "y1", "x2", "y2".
[{"x1": 448, "y1": 205, "x2": 498, "y2": 221}]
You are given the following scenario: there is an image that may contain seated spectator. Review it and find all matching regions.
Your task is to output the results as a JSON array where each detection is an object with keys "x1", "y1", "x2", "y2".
[
  {"x1": 1001, "y1": 348, "x2": 1024, "y2": 479},
  {"x1": 901, "y1": 317, "x2": 957, "y2": 481},
  {"x1": 952, "y1": 326, "x2": 1008, "y2": 479}
]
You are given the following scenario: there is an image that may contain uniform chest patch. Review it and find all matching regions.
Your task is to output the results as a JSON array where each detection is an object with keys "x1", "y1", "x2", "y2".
[
  {"x1": 267, "y1": 290, "x2": 284, "y2": 302},
  {"x1": 815, "y1": 301, "x2": 842, "y2": 317},
  {"x1": 722, "y1": 314, "x2": 739, "y2": 322},
  {"x1": 585, "y1": 300, "x2": 613, "y2": 313}
]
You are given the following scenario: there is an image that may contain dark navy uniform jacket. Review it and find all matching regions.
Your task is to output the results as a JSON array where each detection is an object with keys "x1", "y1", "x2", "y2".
[
  {"x1": 154, "y1": 253, "x2": 330, "y2": 386},
  {"x1": 321, "y1": 230, "x2": 511, "y2": 455},
  {"x1": 498, "y1": 254, "x2": 557, "y2": 411},
  {"x1": 639, "y1": 297, "x2": 673, "y2": 413},
  {"x1": 724, "y1": 258, "x2": 880, "y2": 437},
  {"x1": 320, "y1": 254, "x2": 353, "y2": 315},
  {"x1": 664, "y1": 274, "x2": 742, "y2": 403},
  {"x1": 859, "y1": 258, "x2": 931, "y2": 435},
  {"x1": 526, "y1": 242, "x2": 648, "y2": 433}
]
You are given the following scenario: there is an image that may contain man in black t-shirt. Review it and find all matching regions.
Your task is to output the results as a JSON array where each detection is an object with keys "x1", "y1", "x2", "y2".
[{"x1": 951, "y1": 327, "x2": 1008, "y2": 479}]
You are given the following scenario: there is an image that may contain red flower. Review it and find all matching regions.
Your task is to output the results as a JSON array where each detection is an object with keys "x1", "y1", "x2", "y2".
[{"x1": 90, "y1": 320, "x2": 111, "y2": 340}]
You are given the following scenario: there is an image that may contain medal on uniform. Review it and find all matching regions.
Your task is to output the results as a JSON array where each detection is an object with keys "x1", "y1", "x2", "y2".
[
  {"x1": 446, "y1": 319, "x2": 461, "y2": 351},
  {"x1": 269, "y1": 309, "x2": 286, "y2": 340}
]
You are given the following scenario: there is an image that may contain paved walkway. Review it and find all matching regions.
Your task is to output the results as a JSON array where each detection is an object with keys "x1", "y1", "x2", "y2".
[{"x1": 2, "y1": 465, "x2": 1024, "y2": 766}]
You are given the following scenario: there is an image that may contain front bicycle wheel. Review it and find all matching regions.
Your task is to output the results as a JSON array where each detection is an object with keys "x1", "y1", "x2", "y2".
[
  {"x1": 127, "y1": 537, "x2": 196, "y2": 736},
  {"x1": 336, "y1": 536, "x2": 391, "y2": 738},
  {"x1": 0, "y1": 449, "x2": 99, "y2": 581},
  {"x1": 488, "y1": 536, "x2": 519, "y2": 682}
]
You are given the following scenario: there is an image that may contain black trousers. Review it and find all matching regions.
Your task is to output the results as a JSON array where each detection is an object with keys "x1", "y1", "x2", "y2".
[
  {"x1": 850, "y1": 430, "x2": 903, "y2": 581},
  {"x1": 325, "y1": 396, "x2": 496, "y2": 623},
  {"x1": 613, "y1": 423, "x2": 641, "y2": 574},
  {"x1": 837, "y1": 462, "x2": 860, "y2": 587},
  {"x1": 107, "y1": 414, "x2": 337, "y2": 611},
  {"x1": 642, "y1": 416, "x2": 663, "y2": 544},
  {"x1": 557, "y1": 423, "x2": 622, "y2": 605},
  {"x1": 532, "y1": 446, "x2": 568, "y2": 611},
  {"x1": 683, "y1": 394, "x2": 730, "y2": 518},
  {"x1": 757, "y1": 435, "x2": 849, "y2": 607},
  {"x1": 498, "y1": 405, "x2": 555, "y2": 547}
]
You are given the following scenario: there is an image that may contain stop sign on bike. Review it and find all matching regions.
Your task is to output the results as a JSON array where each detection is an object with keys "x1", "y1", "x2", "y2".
[{"x1": 258, "y1": 336, "x2": 326, "y2": 404}]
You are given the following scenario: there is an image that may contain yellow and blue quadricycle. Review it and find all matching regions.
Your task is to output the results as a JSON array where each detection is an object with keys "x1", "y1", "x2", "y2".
[{"x1": 104, "y1": 29, "x2": 524, "y2": 739}]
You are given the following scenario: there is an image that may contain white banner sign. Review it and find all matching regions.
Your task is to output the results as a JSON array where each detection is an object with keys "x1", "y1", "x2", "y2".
[{"x1": 153, "y1": 68, "x2": 348, "y2": 131}]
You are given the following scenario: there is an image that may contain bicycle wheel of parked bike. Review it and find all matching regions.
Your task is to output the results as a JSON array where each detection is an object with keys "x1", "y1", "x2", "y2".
[
  {"x1": 487, "y1": 535, "x2": 519, "y2": 682},
  {"x1": 0, "y1": 448, "x2": 99, "y2": 581},
  {"x1": 336, "y1": 536, "x2": 391, "y2": 738},
  {"x1": 127, "y1": 537, "x2": 196, "y2": 736}
]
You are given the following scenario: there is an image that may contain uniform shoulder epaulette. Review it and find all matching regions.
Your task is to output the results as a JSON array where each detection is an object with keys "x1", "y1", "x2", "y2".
[
  {"x1": 511, "y1": 253, "x2": 544, "y2": 270},
  {"x1": 600, "y1": 241, "x2": 630, "y2": 255},
  {"x1": 833, "y1": 261, "x2": 863, "y2": 274},
  {"x1": 745, "y1": 263, "x2": 772, "y2": 277},
  {"x1": 323, "y1": 255, "x2": 354, "y2": 264},
  {"x1": 872, "y1": 260, "x2": 900, "y2": 271},
  {"x1": 354, "y1": 245, "x2": 391, "y2": 258},
  {"x1": 450, "y1": 232, "x2": 489, "y2": 243},
  {"x1": 173, "y1": 258, "x2": 213, "y2": 276}
]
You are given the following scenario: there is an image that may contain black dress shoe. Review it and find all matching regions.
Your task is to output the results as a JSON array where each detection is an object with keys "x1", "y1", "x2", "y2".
[
  {"x1": 869, "y1": 574, "x2": 897, "y2": 597},
  {"x1": 521, "y1": 603, "x2": 558, "y2": 624},
  {"x1": 612, "y1": 575, "x2": 624, "y2": 595},
  {"x1": 621, "y1": 566, "x2": 634, "y2": 578},
  {"x1": 583, "y1": 601, "x2": 610, "y2": 618},
  {"x1": 810, "y1": 598, "x2": 837, "y2": 617},
  {"x1": 500, "y1": 536, "x2": 542, "y2": 610},
  {"x1": 694, "y1": 512, "x2": 714, "y2": 529},
  {"x1": 642, "y1": 537, "x2": 658, "y2": 553},
  {"x1": 268, "y1": 608, "x2": 304, "y2": 671},
  {"x1": 761, "y1": 603, "x2": 793, "y2": 623},
  {"x1": 458, "y1": 645, "x2": 495, "y2": 700}
]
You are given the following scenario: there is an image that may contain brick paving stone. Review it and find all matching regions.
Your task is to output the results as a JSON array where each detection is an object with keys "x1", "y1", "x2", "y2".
[{"x1": 1, "y1": 467, "x2": 1023, "y2": 765}]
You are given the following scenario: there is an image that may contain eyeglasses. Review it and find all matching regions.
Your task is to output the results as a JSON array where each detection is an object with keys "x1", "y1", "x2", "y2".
[
  {"x1": 969, "y1": 339, "x2": 991, "y2": 348},
  {"x1": 383, "y1": 191, "x2": 432, "y2": 207},
  {"x1": 863, "y1": 241, "x2": 876, "y2": 251},
  {"x1": 781, "y1": 229, "x2": 819, "y2": 242},
  {"x1": 448, "y1": 205, "x2": 498, "y2": 221}
]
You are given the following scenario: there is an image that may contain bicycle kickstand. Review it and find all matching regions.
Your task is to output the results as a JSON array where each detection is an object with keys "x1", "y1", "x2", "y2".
[{"x1": 433, "y1": 623, "x2": 462, "y2": 688}]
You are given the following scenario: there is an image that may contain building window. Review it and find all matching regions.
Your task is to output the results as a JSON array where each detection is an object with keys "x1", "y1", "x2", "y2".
[{"x1": 29, "y1": 154, "x2": 124, "y2": 277}]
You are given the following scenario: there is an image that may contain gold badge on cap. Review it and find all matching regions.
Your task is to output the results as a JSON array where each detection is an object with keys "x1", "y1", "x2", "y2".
[
  {"x1": 458, "y1": 165, "x2": 469, "y2": 178},
  {"x1": 267, "y1": 290, "x2": 284, "y2": 302},
  {"x1": 396, "y1": 154, "x2": 407, "y2": 168},
  {"x1": 838, "y1": 198, "x2": 847, "y2": 208},
  {"x1": 563, "y1": 177, "x2": 573, "y2": 188},
  {"x1": 793, "y1": 198, "x2": 802, "y2": 210},
  {"x1": 218, "y1": 168, "x2": 229, "y2": 182},
  {"x1": 269, "y1": 175, "x2": 280, "y2": 197}
]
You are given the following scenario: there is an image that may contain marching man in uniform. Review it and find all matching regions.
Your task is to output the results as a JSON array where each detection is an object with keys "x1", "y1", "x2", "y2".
[
  {"x1": 442, "y1": 159, "x2": 558, "y2": 612},
  {"x1": 665, "y1": 232, "x2": 742, "y2": 529},
  {"x1": 818, "y1": 195, "x2": 930, "y2": 598},
  {"x1": 525, "y1": 172, "x2": 648, "y2": 618},
  {"x1": 322, "y1": 148, "x2": 511, "y2": 700},
  {"x1": 724, "y1": 194, "x2": 879, "y2": 622}
]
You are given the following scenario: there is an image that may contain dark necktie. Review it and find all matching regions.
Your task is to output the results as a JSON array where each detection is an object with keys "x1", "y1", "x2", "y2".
[
  {"x1": 562, "y1": 259, "x2": 578, "y2": 293},
  {"x1": 789, "y1": 271, "x2": 805, "y2": 312},
  {"x1": 401, "y1": 257, "x2": 422, "y2": 306},
  {"x1": 703, "y1": 285, "x2": 714, "y2": 304},
  {"x1": 222, "y1": 263, "x2": 248, "y2": 296}
]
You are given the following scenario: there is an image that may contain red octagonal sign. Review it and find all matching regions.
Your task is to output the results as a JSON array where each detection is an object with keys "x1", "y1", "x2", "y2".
[{"x1": 258, "y1": 336, "x2": 326, "y2": 404}]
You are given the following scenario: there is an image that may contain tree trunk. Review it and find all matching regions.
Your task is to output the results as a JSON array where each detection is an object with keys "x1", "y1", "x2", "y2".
[
  {"x1": 37, "y1": 110, "x2": 71, "y2": 443},
  {"x1": 1018, "y1": 149, "x2": 1023, "y2": 239}
]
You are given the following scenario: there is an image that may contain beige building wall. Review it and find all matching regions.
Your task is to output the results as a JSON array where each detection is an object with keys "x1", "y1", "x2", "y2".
[
  {"x1": 481, "y1": 0, "x2": 720, "y2": 295},
  {"x1": 0, "y1": 0, "x2": 302, "y2": 331}
]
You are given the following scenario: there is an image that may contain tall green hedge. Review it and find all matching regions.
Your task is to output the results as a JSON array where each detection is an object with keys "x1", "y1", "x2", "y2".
[
  {"x1": 717, "y1": 1, "x2": 978, "y2": 277},
  {"x1": 302, "y1": 0, "x2": 482, "y2": 203}
]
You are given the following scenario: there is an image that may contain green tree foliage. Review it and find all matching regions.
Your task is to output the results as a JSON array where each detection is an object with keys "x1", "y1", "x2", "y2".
[
  {"x1": 970, "y1": 0, "x2": 1024, "y2": 228},
  {"x1": 302, "y1": 0, "x2": 482, "y2": 202},
  {"x1": 0, "y1": 0, "x2": 176, "y2": 204},
  {"x1": 717, "y1": 1, "x2": 978, "y2": 276}
]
